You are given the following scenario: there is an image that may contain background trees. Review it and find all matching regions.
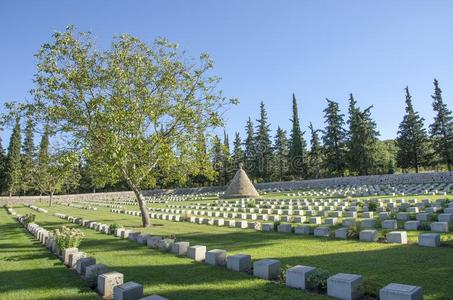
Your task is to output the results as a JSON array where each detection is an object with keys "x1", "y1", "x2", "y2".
[{"x1": 396, "y1": 87, "x2": 429, "y2": 173}]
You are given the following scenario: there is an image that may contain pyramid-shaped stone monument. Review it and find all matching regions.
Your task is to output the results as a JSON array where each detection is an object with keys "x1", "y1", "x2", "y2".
[{"x1": 222, "y1": 163, "x2": 259, "y2": 199}]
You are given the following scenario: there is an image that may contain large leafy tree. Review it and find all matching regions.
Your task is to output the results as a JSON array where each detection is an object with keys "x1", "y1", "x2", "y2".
[
  {"x1": 272, "y1": 126, "x2": 289, "y2": 181},
  {"x1": 396, "y1": 87, "x2": 429, "y2": 173},
  {"x1": 21, "y1": 112, "x2": 36, "y2": 195},
  {"x1": 254, "y1": 101, "x2": 272, "y2": 181},
  {"x1": 4, "y1": 117, "x2": 22, "y2": 196},
  {"x1": 28, "y1": 27, "x2": 234, "y2": 227},
  {"x1": 346, "y1": 94, "x2": 379, "y2": 175},
  {"x1": 322, "y1": 99, "x2": 346, "y2": 176},
  {"x1": 288, "y1": 94, "x2": 307, "y2": 178},
  {"x1": 307, "y1": 122, "x2": 324, "y2": 179},
  {"x1": 429, "y1": 79, "x2": 453, "y2": 171}
]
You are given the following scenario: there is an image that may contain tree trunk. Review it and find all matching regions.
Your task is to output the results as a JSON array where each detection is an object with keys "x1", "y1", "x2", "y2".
[
  {"x1": 49, "y1": 192, "x2": 53, "y2": 207},
  {"x1": 132, "y1": 187, "x2": 150, "y2": 227}
]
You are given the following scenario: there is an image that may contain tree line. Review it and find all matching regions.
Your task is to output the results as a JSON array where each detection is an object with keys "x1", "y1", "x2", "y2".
[{"x1": 1, "y1": 28, "x2": 452, "y2": 215}]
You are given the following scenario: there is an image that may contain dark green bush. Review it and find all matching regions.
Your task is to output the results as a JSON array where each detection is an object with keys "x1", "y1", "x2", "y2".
[
  {"x1": 306, "y1": 268, "x2": 330, "y2": 292},
  {"x1": 108, "y1": 223, "x2": 123, "y2": 235}
]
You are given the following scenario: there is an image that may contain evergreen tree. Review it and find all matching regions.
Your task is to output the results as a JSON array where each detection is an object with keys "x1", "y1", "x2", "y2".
[
  {"x1": 21, "y1": 113, "x2": 36, "y2": 194},
  {"x1": 0, "y1": 136, "x2": 5, "y2": 194},
  {"x1": 396, "y1": 87, "x2": 429, "y2": 173},
  {"x1": 232, "y1": 132, "x2": 244, "y2": 170},
  {"x1": 211, "y1": 135, "x2": 223, "y2": 185},
  {"x1": 288, "y1": 94, "x2": 307, "y2": 178},
  {"x1": 222, "y1": 130, "x2": 232, "y2": 185},
  {"x1": 307, "y1": 122, "x2": 324, "y2": 178},
  {"x1": 322, "y1": 99, "x2": 346, "y2": 176},
  {"x1": 273, "y1": 126, "x2": 289, "y2": 181},
  {"x1": 36, "y1": 126, "x2": 50, "y2": 195},
  {"x1": 346, "y1": 94, "x2": 379, "y2": 175},
  {"x1": 429, "y1": 79, "x2": 453, "y2": 171},
  {"x1": 254, "y1": 101, "x2": 272, "y2": 181},
  {"x1": 244, "y1": 117, "x2": 256, "y2": 176},
  {"x1": 5, "y1": 117, "x2": 22, "y2": 196}
]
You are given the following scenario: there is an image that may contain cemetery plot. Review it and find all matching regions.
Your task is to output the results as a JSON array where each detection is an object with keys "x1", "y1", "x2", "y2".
[{"x1": 7, "y1": 182, "x2": 453, "y2": 300}]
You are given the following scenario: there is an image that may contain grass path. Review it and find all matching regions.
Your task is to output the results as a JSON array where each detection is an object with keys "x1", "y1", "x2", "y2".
[
  {"x1": 0, "y1": 209, "x2": 98, "y2": 300},
  {"x1": 15, "y1": 203, "x2": 453, "y2": 299}
]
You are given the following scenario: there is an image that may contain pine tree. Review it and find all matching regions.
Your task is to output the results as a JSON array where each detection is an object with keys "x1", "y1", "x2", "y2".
[
  {"x1": 307, "y1": 122, "x2": 324, "y2": 178},
  {"x1": 222, "y1": 130, "x2": 232, "y2": 185},
  {"x1": 232, "y1": 132, "x2": 244, "y2": 170},
  {"x1": 322, "y1": 99, "x2": 346, "y2": 176},
  {"x1": 288, "y1": 94, "x2": 307, "y2": 179},
  {"x1": 254, "y1": 101, "x2": 272, "y2": 181},
  {"x1": 273, "y1": 126, "x2": 289, "y2": 181},
  {"x1": 396, "y1": 87, "x2": 429, "y2": 173},
  {"x1": 244, "y1": 117, "x2": 256, "y2": 177},
  {"x1": 5, "y1": 117, "x2": 22, "y2": 196},
  {"x1": 346, "y1": 94, "x2": 379, "y2": 175},
  {"x1": 429, "y1": 79, "x2": 453, "y2": 171},
  {"x1": 36, "y1": 126, "x2": 50, "y2": 195},
  {"x1": 21, "y1": 113, "x2": 36, "y2": 194}
]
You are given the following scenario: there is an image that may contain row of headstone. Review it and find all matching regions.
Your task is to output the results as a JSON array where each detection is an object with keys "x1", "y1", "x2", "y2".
[
  {"x1": 18, "y1": 214, "x2": 167, "y2": 300},
  {"x1": 51, "y1": 211, "x2": 423, "y2": 300},
  {"x1": 25, "y1": 203, "x2": 48, "y2": 213}
]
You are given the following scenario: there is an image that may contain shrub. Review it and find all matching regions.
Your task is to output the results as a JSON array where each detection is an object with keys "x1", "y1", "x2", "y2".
[
  {"x1": 108, "y1": 223, "x2": 123, "y2": 235},
  {"x1": 246, "y1": 199, "x2": 256, "y2": 208},
  {"x1": 22, "y1": 213, "x2": 36, "y2": 225},
  {"x1": 368, "y1": 202, "x2": 378, "y2": 212},
  {"x1": 53, "y1": 226, "x2": 85, "y2": 252},
  {"x1": 346, "y1": 224, "x2": 361, "y2": 240},
  {"x1": 306, "y1": 268, "x2": 330, "y2": 292},
  {"x1": 418, "y1": 222, "x2": 431, "y2": 231}
]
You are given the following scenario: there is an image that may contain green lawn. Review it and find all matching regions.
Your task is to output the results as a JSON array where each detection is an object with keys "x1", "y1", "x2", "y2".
[
  {"x1": 9, "y1": 200, "x2": 453, "y2": 299},
  {"x1": 0, "y1": 209, "x2": 98, "y2": 300}
]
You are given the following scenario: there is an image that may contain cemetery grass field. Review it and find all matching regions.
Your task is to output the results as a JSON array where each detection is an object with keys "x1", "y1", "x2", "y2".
[{"x1": 2, "y1": 194, "x2": 453, "y2": 300}]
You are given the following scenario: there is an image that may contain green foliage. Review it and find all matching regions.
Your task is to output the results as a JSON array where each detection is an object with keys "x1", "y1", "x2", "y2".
[
  {"x1": 254, "y1": 101, "x2": 273, "y2": 181},
  {"x1": 288, "y1": 94, "x2": 307, "y2": 178},
  {"x1": 21, "y1": 112, "x2": 36, "y2": 195},
  {"x1": 396, "y1": 87, "x2": 430, "y2": 173},
  {"x1": 429, "y1": 79, "x2": 453, "y2": 171},
  {"x1": 108, "y1": 223, "x2": 123, "y2": 235},
  {"x1": 346, "y1": 224, "x2": 361, "y2": 240},
  {"x1": 4, "y1": 117, "x2": 22, "y2": 196},
  {"x1": 22, "y1": 213, "x2": 36, "y2": 225},
  {"x1": 346, "y1": 94, "x2": 380, "y2": 176},
  {"x1": 367, "y1": 202, "x2": 378, "y2": 212},
  {"x1": 53, "y1": 226, "x2": 85, "y2": 252},
  {"x1": 246, "y1": 199, "x2": 256, "y2": 208},
  {"x1": 307, "y1": 122, "x2": 324, "y2": 179},
  {"x1": 273, "y1": 221, "x2": 281, "y2": 231},
  {"x1": 306, "y1": 268, "x2": 331, "y2": 292},
  {"x1": 231, "y1": 132, "x2": 244, "y2": 171},
  {"x1": 323, "y1": 99, "x2": 347, "y2": 176},
  {"x1": 272, "y1": 126, "x2": 289, "y2": 181}
]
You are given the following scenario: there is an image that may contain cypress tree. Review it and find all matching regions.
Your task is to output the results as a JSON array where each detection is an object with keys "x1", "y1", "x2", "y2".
[
  {"x1": 21, "y1": 113, "x2": 36, "y2": 194},
  {"x1": 273, "y1": 126, "x2": 289, "y2": 181},
  {"x1": 429, "y1": 79, "x2": 453, "y2": 171},
  {"x1": 36, "y1": 126, "x2": 50, "y2": 195},
  {"x1": 5, "y1": 117, "x2": 22, "y2": 196},
  {"x1": 307, "y1": 122, "x2": 324, "y2": 179},
  {"x1": 288, "y1": 94, "x2": 307, "y2": 178},
  {"x1": 191, "y1": 128, "x2": 214, "y2": 186},
  {"x1": 254, "y1": 101, "x2": 272, "y2": 181},
  {"x1": 396, "y1": 87, "x2": 429, "y2": 173},
  {"x1": 322, "y1": 99, "x2": 346, "y2": 176},
  {"x1": 232, "y1": 132, "x2": 244, "y2": 170}
]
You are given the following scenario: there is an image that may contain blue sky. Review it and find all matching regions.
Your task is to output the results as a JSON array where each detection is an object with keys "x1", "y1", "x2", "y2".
[{"x1": 1, "y1": 0, "x2": 453, "y2": 147}]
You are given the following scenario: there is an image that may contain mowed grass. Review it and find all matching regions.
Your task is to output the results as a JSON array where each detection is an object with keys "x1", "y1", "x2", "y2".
[
  {"x1": 12, "y1": 200, "x2": 453, "y2": 300},
  {"x1": 0, "y1": 209, "x2": 98, "y2": 300},
  {"x1": 9, "y1": 206, "x2": 328, "y2": 300}
]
